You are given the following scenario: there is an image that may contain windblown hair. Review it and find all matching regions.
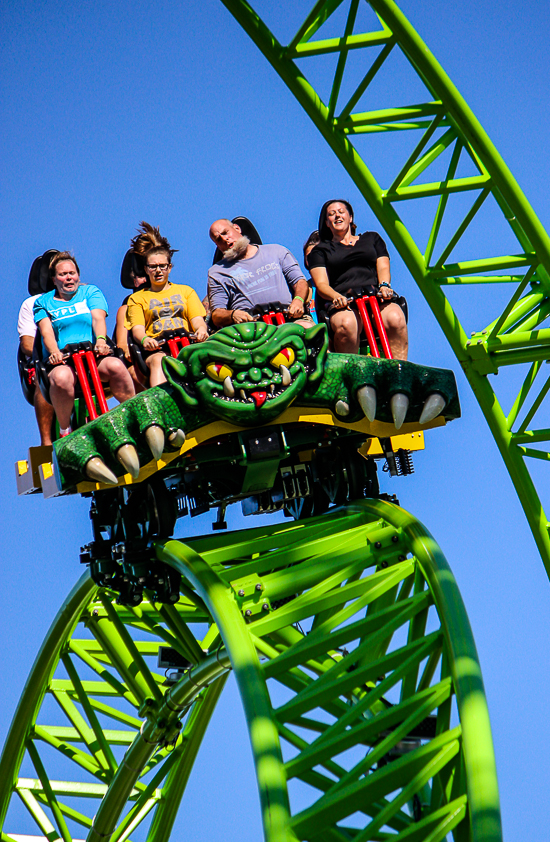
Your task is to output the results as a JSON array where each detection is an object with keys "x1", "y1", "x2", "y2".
[
  {"x1": 131, "y1": 221, "x2": 177, "y2": 261},
  {"x1": 303, "y1": 230, "x2": 320, "y2": 256},
  {"x1": 49, "y1": 251, "x2": 80, "y2": 278}
]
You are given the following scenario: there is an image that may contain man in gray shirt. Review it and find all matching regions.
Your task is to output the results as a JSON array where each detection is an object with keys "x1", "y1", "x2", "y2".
[{"x1": 208, "y1": 218, "x2": 312, "y2": 328}]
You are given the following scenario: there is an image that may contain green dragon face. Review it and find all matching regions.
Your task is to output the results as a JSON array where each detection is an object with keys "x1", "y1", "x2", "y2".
[{"x1": 163, "y1": 322, "x2": 328, "y2": 425}]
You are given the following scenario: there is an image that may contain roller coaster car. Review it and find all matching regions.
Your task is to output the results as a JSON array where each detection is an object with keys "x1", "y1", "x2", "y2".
[
  {"x1": 18, "y1": 320, "x2": 458, "y2": 599},
  {"x1": 16, "y1": 221, "x2": 460, "y2": 606}
]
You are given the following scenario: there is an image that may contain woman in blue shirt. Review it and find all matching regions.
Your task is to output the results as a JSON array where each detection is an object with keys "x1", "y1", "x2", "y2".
[{"x1": 34, "y1": 252, "x2": 135, "y2": 435}]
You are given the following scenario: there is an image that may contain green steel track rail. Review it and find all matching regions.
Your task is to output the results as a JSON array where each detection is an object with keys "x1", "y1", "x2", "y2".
[
  {"x1": 221, "y1": 0, "x2": 550, "y2": 577},
  {"x1": 0, "y1": 500, "x2": 501, "y2": 841}
]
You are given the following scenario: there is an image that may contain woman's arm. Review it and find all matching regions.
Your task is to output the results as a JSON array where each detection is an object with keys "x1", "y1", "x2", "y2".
[
  {"x1": 91, "y1": 309, "x2": 110, "y2": 356},
  {"x1": 131, "y1": 324, "x2": 160, "y2": 351},
  {"x1": 127, "y1": 299, "x2": 160, "y2": 351},
  {"x1": 37, "y1": 318, "x2": 64, "y2": 364},
  {"x1": 190, "y1": 315, "x2": 209, "y2": 342},
  {"x1": 376, "y1": 256, "x2": 393, "y2": 300},
  {"x1": 310, "y1": 266, "x2": 350, "y2": 309},
  {"x1": 115, "y1": 305, "x2": 130, "y2": 359}
]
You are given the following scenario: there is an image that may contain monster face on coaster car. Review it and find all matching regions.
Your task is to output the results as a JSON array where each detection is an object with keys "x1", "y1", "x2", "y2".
[
  {"x1": 163, "y1": 321, "x2": 326, "y2": 425},
  {"x1": 52, "y1": 321, "x2": 460, "y2": 490}
]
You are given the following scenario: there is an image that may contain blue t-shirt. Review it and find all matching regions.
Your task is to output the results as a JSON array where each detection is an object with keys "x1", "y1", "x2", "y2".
[{"x1": 34, "y1": 284, "x2": 108, "y2": 356}]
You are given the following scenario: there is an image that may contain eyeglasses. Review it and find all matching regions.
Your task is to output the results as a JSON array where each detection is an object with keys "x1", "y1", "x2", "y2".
[{"x1": 145, "y1": 263, "x2": 170, "y2": 272}]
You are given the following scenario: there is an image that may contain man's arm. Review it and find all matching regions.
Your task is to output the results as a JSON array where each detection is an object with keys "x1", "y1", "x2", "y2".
[
  {"x1": 211, "y1": 308, "x2": 256, "y2": 327},
  {"x1": 287, "y1": 278, "x2": 309, "y2": 319},
  {"x1": 20, "y1": 335, "x2": 35, "y2": 357},
  {"x1": 208, "y1": 271, "x2": 256, "y2": 327}
]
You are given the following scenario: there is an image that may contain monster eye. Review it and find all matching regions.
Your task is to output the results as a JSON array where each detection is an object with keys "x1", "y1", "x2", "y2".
[
  {"x1": 270, "y1": 347, "x2": 295, "y2": 368},
  {"x1": 206, "y1": 363, "x2": 233, "y2": 382}
]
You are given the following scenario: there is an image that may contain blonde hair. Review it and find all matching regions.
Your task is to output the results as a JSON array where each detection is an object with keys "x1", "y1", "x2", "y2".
[
  {"x1": 131, "y1": 221, "x2": 177, "y2": 261},
  {"x1": 49, "y1": 251, "x2": 80, "y2": 278}
]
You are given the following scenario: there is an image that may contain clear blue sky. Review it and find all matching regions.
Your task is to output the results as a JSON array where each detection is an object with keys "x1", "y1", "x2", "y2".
[{"x1": 1, "y1": 1, "x2": 549, "y2": 839}]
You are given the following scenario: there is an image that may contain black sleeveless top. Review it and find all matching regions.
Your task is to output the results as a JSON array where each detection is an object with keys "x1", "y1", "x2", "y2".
[{"x1": 308, "y1": 231, "x2": 389, "y2": 296}]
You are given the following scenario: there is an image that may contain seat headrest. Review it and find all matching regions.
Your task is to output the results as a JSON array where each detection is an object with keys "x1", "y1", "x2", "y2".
[
  {"x1": 212, "y1": 216, "x2": 263, "y2": 265},
  {"x1": 120, "y1": 249, "x2": 147, "y2": 289},
  {"x1": 28, "y1": 249, "x2": 59, "y2": 296}
]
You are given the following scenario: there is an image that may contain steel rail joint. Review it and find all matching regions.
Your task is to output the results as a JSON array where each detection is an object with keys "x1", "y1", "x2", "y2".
[{"x1": 86, "y1": 651, "x2": 230, "y2": 842}]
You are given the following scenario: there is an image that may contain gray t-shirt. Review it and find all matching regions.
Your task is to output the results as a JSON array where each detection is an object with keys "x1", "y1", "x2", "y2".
[{"x1": 208, "y1": 243, "x2": 304, "y2": 312}]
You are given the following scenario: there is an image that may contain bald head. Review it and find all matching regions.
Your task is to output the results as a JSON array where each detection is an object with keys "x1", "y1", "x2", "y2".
[{"x1": 209, "y1": 219, "x2": 242, "y2": 251}]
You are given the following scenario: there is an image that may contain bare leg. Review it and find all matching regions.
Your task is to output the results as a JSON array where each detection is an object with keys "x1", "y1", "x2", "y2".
[
  {"x1": 145, "y1": 351, "x2": 167, "y2": 387},
  {"x1": 381, "y1": 302, "x2": 408, "y2": 360},
  {"x1": 330, "y1": 310, "x2": 362, "y2": 354},
  {"x1": 34, "y1": 386, "x2": 55, "y2": 446},
  {"x1": 128, "y1": 364, "x2": 146, "y2": 393},
  {"x1": 48, "y1": 365, "x2": 76, "y2": 429},
  {"x1": 97, "y1": 357, "x2": 136, "y2": 403}
]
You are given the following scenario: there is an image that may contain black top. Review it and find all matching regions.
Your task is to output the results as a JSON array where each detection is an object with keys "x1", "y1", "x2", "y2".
[{"x1": 308, "y1": 231, "x2": 389, "y2": 297}]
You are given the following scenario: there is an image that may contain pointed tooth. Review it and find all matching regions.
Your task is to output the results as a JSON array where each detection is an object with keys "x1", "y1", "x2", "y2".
[
  {"x1": 223, "y1": 376, "x2": 235, "y2": 397},
  {"x1": 269, "y1": 383, "x2": 275, "y2": 394},
  {"x1": 390, "y1": 393, "x2": 409, "y2": 430},
  {"x1": 335, "y1": 400, "x2": 349, "y2": 416},
  {"x1": 86, "y1": 457, "x2": 118, "y2": 486},
  {"x1": 168, "y1": 428, "x2": 186, "y2": 448},
  {"x1": 145, "y1": 425, "x2": 165, "y2": 460},
  {"x1": 357, "y1": 385, "x2": 376, "y2": 422},
  {"x1": 279, "y1": 364, "x2": 291, "y2": 386},
  {"x1": 239, "y1": 389, "x2": 247, "y2": 400},
  {"x1": 419, "y1": 393, "x2": 446, "y2": 424},
  {"x1": 116, "y1": 444, "x2": 140, "y2": 479}
]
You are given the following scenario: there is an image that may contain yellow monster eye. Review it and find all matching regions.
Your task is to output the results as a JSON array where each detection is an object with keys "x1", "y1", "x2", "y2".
[
  {"x1": 206, "y1": 363, "x2": 234, "y2": 382},
  {"x1": 270, "y1": 347, "x2": 295, "y2": 368}
]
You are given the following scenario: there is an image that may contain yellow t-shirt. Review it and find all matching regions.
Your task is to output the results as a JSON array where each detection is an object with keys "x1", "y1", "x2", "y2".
[{"x1": 125, "y1": 284, "x2": 206, "y2": 337}]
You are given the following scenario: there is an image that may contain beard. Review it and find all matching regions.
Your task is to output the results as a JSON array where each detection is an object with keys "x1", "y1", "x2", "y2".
[{"x1": 223, "y1": 236, "x2": 250, "y2": 262}]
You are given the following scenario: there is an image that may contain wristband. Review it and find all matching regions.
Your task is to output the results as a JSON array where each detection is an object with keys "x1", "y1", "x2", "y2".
[
  {"x1": 96, "y1": 334, "x2": 107, "y2": 341},
  {"x1": 379, "y1": 282, "x2": 391, "y2": 289},
  {"x1": 141, "y1": 336, "x2": 147, "y2": 346},
  {"x1": 230, "y1": 310, "x2": 235, "y2": 323},
  {"x1": 293, "y1": 295, "x2": 305, "y2": 304}
]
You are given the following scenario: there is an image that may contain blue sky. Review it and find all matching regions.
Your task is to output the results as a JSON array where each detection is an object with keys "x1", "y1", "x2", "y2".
[{"x1": 1, "y1": 1, "x2": 550, "y2": 839}]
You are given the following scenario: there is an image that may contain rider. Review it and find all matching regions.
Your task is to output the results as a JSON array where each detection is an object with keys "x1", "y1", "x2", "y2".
[
  {"x1": 34, "y1": 252, "x2": 135, "y2": 436},
  {"x1": 115, "y1": 248, "x2": 149, "y2": 392},
  {"x1": 125, "y1": 222, "x2": 209, "y2": 387},
  {"x1": 307, "y1": 199, "x2": 408, "y2": 359},
  {"x1": 208, "y1": 218, "x2": 312, "y2": 328},
  {"x1": 17, "y1": 251, "x2": 57, "y2": 445}
]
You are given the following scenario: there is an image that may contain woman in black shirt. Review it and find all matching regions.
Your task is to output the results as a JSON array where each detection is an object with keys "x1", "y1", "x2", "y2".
[{"x1": 308, "y1": 199, "x2": 408, "y2": 359}]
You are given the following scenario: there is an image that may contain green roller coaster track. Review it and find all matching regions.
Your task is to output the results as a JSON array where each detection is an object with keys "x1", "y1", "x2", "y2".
[
  {"x1": 0, "y1": 501, "x2": 501, "y2": 842},
  {"x1": 221, "y1": 0, "x2": 550, "y2": 579},
  {"x1": 7, "y1": 0, "x2": 550, "y2": 839}
]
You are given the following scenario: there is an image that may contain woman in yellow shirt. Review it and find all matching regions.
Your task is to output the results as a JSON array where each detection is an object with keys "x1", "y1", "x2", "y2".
[{"x1": 125, "y1": 222, "x2": 208, "y2": 386}]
